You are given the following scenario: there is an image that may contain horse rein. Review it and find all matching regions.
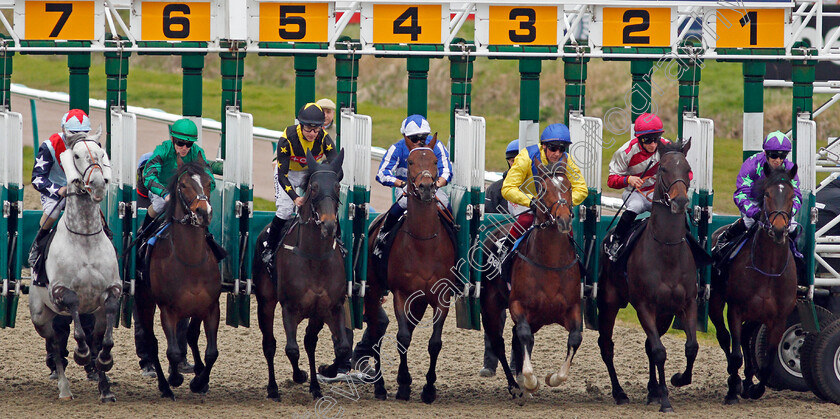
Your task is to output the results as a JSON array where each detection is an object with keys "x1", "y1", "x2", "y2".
[
  {"x1": 533, "y1": 173, "x2": 573, "y2": 230},
  {"x1": 300, "y1": 170, "x2": 341, "y2": 229},
  {"x1": 174, "y1": 172, "x2": 209, "y2": 226},
  {"x1": 66, "y1": 139, "x2": 107, "y2": 197}
]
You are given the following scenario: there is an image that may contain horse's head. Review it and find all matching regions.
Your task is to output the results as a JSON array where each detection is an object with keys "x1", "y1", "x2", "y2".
[
  {"x1": 406, "y1": 133, "x2": 439, "y2": 203},
  {"x1": 303, "y1": 148, "x2": 344, "y2": 239},
  {"x1": 534, "y1": 157, "x2": 574, "y2": 234},
  {"x1": 167, "y1": 161, "x2": 213, "y2": 227},
  {"x1": 759, "y1": 162, "x2": 797, "y2": 244},
  {"x1": 654, "y1": 138, "x2": 692, "y2": 214},
  {"x1": 62, "y1": 127, "x2": 110, "y2": 202}
]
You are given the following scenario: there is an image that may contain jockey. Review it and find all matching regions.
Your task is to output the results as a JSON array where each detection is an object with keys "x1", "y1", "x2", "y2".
[
  {"x1": 714, "y1": 131, "x2": 802, "y2": 250},
  {"x1": 374, "y1": 114, "x2": 453, "y2": 249},
  {"x1": 485, "y1": 139, "x2": 528, "y2": 217},
  {"x1": 139, "y1": 118, "x2": 216, "y2": 235},
  {"x1": 260, "y1": 102, "x2": 339, "y2": 264},
  {"x1": 28, "y1": 109, "x2": 92, "y2": 267},
  {"x1": 604, "y1": 113, "x2": 682, "y2": 261},
  {"x1": 499, "y1": 123, "x2": 588, "y2": 252}
]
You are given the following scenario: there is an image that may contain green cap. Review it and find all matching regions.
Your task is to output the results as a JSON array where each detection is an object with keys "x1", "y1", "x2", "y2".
[{"x1": 170, "y1": 118, "x2": 198, "y2": 142}]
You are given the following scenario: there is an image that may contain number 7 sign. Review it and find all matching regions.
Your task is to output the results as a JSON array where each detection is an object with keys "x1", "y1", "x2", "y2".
[{"x1": 16, "y1": 1, "x2": 103, "y2": 41}]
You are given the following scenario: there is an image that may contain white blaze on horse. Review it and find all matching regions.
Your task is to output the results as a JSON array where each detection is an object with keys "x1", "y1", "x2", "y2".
[{"x1": 29, "y1": 129, "x2": 122, "y2": 402}]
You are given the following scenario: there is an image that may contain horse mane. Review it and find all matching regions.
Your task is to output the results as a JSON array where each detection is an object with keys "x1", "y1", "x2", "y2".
[
  {"x1": 65, "y1": 131, "x2": 92, "y2": 149},
  {"x1": 164, "y1": 161, "x2": 211, "y2": 220},
  {"x1": 658, "y1": 140, "x2": 684, "y2": 155},
  {"x1": 757, "y1": 164, "x2": 794, "y2": 192}
]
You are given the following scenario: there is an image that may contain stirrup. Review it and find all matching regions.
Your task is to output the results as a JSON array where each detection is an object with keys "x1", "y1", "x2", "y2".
[
  {"x1": 606, "y1": 237, "x2": 622, "y2": 262},
  {"x1": 261, "y1": 246, "x2": 275, "y2": 265}
]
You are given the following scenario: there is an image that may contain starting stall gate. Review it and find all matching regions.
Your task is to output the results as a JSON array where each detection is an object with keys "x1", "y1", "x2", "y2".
[
  {"x1": 107, "y1": 108, "x2": 138, "y2": 327},
  {"x1": 683, "y1": 113, "x2": 715, "y2": 332},
  {"x1": 452, "y1": 110, "x2": 485, "y2": 331},
  {"x1": 339, "y1": 109, "x2": 372, "y2": 330},
  {"x1": 220, "y1": 107, "x2": 254, "y2": 328},
  {"x1": 0, "y1": 110, "x2": 23, "y2": 328},
  {"x1": 568, "y1": 111, "x2": 604, "y2": 330},
  {"x1": 796, "y1": 113, "x2": 818, "y2": 301}
]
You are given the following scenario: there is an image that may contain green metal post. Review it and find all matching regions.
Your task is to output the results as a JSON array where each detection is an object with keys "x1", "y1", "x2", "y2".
[
  {"x1": 449, "y1": 41, "x2": 474, "y2": 158},
  {"x1": 630, "y1": 60, "x2": 653, "y2": 122},
  {"x1": 221, "y1": 48, "x2": 245, "y2": 158},
  {"x1": 0, "y1": 38, "x2": 12, "y2": 110},
  {"x1": 563, "y1": 54, "x2": 589, "y2": 125},
  {"x1": 182, "y1": 53, "x2": 205, "y2": 118},
  {"x1": 68, "y1": 53, "x2": 91, "y2": 113},
  {"x1": 677, "y1": 59, "x2": 702, "y2": 139},
  {"x1": 743, "y1": 62, "x2": 766, "y2": 161},
  {"x1": 519, "y1": 59, "x2": 541, "y2": 124},
  {"x1": 335, "y1": 37, "x2": 360, "y2": 148},
  {"x1": 407, "y1": 56, "x2": 430, "y2": 117},
  {"x1": 105, "y1": 49, "x2": 130, "y2": 153},
  {"x1": 294, "y1": 55, "x2": 317, "y2": 114}
]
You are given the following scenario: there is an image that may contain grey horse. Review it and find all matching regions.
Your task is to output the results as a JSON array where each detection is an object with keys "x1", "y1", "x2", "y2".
[{"x1": 29, "y1": 129, "x2": 122, "y2": 401}]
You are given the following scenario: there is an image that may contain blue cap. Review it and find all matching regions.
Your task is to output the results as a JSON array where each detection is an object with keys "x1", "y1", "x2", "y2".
[
  {"x1": 505, "y1": 139, "x2": 520, "y2": 158},
  {"x1": 540, "y1": 124, "x2": 571, "y2": 144}
]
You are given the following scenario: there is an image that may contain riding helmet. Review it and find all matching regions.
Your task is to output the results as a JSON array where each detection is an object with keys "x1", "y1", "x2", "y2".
[
  {"x1": 170, "y1": 118, "x2": 198, "y2": 142},
  {"x1": 298, "y1": 103, "x2": 326, "y2": 126},
  {"x1": 763, "y1": 131, "x2": 792, "y2": 152},
  {"x1": 505, "y1": 139, "x2": 521, "y2": 159},
  {"x1": 633, "y1": 113, "x2": 665, "y2": 138},
  {"x1": 401, "y1": 114, "x2": 431, "y2": 137},
  {"x1": 61, "y1": 109, "x2": 91, "y2": 133},
  {"x1": 540, "y1": 124, "x2": 571, "y2": 144}
]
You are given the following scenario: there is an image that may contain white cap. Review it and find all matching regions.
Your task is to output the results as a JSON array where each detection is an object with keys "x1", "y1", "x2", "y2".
[{"x1": 400, "y1": 114, "x2": 431, "y2": 137}]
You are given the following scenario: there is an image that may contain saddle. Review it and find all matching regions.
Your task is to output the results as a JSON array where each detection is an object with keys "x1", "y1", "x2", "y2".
[
  {"x1": 370, "y1": 205, "x2": 458, "y2": 289},
  {"x1": 136, "y1": 223, "x2": 228, "y2": 283},
  {"x1": 31, "y1": 228, "x2": 60, "y2": 288},
  {"x1": 610, "y1": 218, "x2": 712, "y2": 274},
  {"x1": 713, "y1": 222, "x2": 803, "y2": 278}
]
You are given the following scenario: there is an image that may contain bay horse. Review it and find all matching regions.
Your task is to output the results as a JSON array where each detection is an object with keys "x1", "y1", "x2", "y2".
[
  {"x1": 480, "y1": 157, "x2": 583, "y2": 404},
  {"x1": 363, "y1": 135, "x2": 457, "y2": 403},
  {"x1": 29, "y1": 129, "x2": 121, "y2": 401},
  {"x1": 709, "y1": 163, "x2": 798, "y2": 404},
  {"x1": 253, "y1": 149, "x2": 349, "y2": 400},
  {"x1": 597, "y1": 139, "x2": 698, "y2": 413},
  {"x1": 135, "y1": 161, "x2": 221, "y2": 399}
]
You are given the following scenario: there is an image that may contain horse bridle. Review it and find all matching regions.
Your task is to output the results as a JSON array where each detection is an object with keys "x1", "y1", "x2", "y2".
[
  {"x1": 67, "y1": 139, "x2": 107, "y2": 196},
  {"x1": 301, "y1": 170, "x2": 341, "y2": 228},
  {"x1": 406, "y1": 148, "x2": 438, "y2": 203},
  {"x1": 533, "y1": 172, "x2": 573, "y2": 230},
  {"x1": 174, "y1": 171, "x2": 209, "y2": 226},
  {"x1": 650, "y1": 151, "x2": 689, "y2": 208}
]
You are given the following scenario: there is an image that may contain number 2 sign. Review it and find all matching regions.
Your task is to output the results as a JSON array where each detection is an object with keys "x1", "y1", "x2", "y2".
[{"x1": 598, "y1": 7, "x2": 675, "y2": 48}]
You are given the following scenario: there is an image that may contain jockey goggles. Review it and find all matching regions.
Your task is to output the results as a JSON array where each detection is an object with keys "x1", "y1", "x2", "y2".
[
  {"x1": 301, "y1": 124, "x2": 322, "y2": 134},
  {"x1": 174, "y1": 139, "x2": 193, "y2": 148},
  {"x1": 639, "y1": 134, "x2": 660, "y2": 145},
  {"x1": 407, "y1": 134, "x2": 427, "y2": 144},
  {"x1": 767, "y1": 150, "x2": 789, "y2": 160},
  {"x1": 544, "y1": 143, "x2": 566, "y2": 153}
]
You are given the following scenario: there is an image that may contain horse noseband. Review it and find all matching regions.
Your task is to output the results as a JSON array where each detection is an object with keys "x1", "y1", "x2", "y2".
[
  {"x1": 762, "y1": 208, "x2": 792, "y2": 237},
  {"x1": 408, "y1": 169, "x2": 437, "y2": 202}
]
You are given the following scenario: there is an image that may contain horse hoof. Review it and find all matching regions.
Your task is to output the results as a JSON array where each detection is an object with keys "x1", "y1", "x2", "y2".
[
  {"x1": 724, "y1": 395, "x2": 740, "y2": 405},
  {"x1": 671, "y1": 372, "x2": 690, "y2": 387},
  {"x1": 267, "y1": 385, "x2": 280, "y2": 401},
  {"x1": 660, "y1": 406, "x2": 675, "y2": 413},
  {"x1": 396, "y1": 385, "x2": 411, "y2": 401},
  {"x1": 292, "y1": 371, "x2": 308, "y2": 384},
  {"x1": 748, "y1": 384, "x2": 765, "y2": 400},
  {"x1": 317, "y1": 364, "x2": 337, "y2": 379},
  {"x1": 311, "y1": 390, "x2": 323, "y2": 400},
  {"x1": 546, "y1": 372, "x2": 567, "y2": 387},
  {"x1": 374, "y1": 389, "x2": 388, "y2": 401},
  {"x1": 646, "y1": 395, "x2": 661, "y2": 406},
  {"x1": 421, "y1": 384, "x2": 437, "y2": 404},
  {"x1": 59, "y1": 395, "x2": 74, "y2": 401},
  {"x1": 87, "y1": 370, "x2": 100, "y2": 382},
  {"x1": 100, "y1": 393, "x2": 116, "y2": 403},
  {"x1": 615, "y1": 396, "x2": 630, "y2": 406},
  {"x1": 519, "y1": 374, "x2": 539, "y2": 393},
  {"x1": 74, "y1": 349, "x2": 90, "y2": 366},
  {"x1": 160, "y1": 389, "x2": 175, "y2": 401},
  {"x1": 97, "y1": 355, "x2": 114, "y2": 373},
  {"x1": 479, "y1": 368, "x2": 496, "y2": 377},
  {"x1": 168, "y1": 373, "x2": 184, "y2": 388},
  {"x1": 190, "y1": 377, "x2": 209, "y2": 394}
]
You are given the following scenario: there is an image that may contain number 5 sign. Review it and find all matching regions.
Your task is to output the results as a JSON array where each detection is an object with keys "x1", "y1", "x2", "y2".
[
  {"x1": 360, "y1": 2, "x2": 449, "y2": 46},
  {"x1": 131, "y1": 0, "x2": 217, "y2": 42},
  {"x1": 14, "y1": 1, "x2": 105, "y2": 41}
]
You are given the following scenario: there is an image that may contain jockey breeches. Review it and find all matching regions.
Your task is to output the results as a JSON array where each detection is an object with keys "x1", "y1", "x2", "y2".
[
  {"x1": 149, "y1": 192, "x2": 167, "y2": 215},
  {"x1": 274, "y1": 169, "x2": 308, "y2": 220},
  {"x1": 40, "y1": 195, "x2": 66, "y2": 221},
  {"x1": 509, "y1": 213, "x2": 535, "y2": 240},
  {"x1": 622, "y1": 190, "x2": 653, "y2": 214}
]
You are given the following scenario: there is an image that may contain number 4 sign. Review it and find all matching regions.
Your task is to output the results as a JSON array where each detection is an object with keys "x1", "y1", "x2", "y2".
[{"x1": 360, "y1": 2, "x2": 449, "y2": 46}]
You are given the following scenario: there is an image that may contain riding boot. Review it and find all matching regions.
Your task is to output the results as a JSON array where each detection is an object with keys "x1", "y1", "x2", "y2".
[
  {"x1": 261, "y1": 216, "x2": 287, "y2": 265},
  {"x1": 375, "y1": 205, "x2": 405, "y2": 251},
  {"x1": 606, "y1": 210, "x2": 637, "y2": 261},
  {"x1": 711, "y1": 218, "x2": 747, "y2": 255},
  {"x1": 100, "y1": 210, "x2": 114, "y2": 241},
  {"x1": 139, "y1": 213, "x2": 155, "y2": 240},
  {"x1": 28, "y1": 227, "x2": 52, "y2": 268}
]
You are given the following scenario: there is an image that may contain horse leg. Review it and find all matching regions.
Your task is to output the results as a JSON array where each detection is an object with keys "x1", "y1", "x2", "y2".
[
  {"x1": 257, "y1": 291, "x2": 280, "y2": 400},
  {"x1": 394, "y1": 292, "x2": 420, "y2": 401},
  {"x1": 725, "y1": 309, "x2": 745, "y2": 404},
  {"x1": 52, "y1": 324, "x2": 73, "y2": 400},
  {"x1": 362, "y1": 288, "x2": 388, "y2": 400},
  {"x1": 186, "y1": 317, "x2": 204, "y2": 376},
  {"x1": 637, "y1": 308, "x2": 673, "y2": 412},
  {"x1": 304, "y1": 319, "x2": 325, "y2": 399},
  {"x1": 95, "y1": 285, "x2": 120, "y2": 374},
  {"x1": 644, "y1": 338, "x2": 660, "y2": 405},
  {"x1": 511, "y1": 308, "x2": 538, "y2": 395},
  {"x1": 190, "y1": 302, "x2": 219, "y2": 395},
  {"x1": 135, "y1": 286, "x2": 172, "y2": 400},
  {"x1": 52, "y1": 287, "x2": 91, "y2": 366},
  {"x1": 318, "y1": 304, "x2": 350, "y2": 379},
  {"x1": 547, "y1": 314, "x2": 583, "y2": 387},
  {"x1": 597, "y1": 301, "x2": 629, "y2": 404},
  {"x1": 421, "y1": 302, "x2": 449, "y2": 404},
  {"x1": 740, "y1": 321, "x2": 760, "y2": 399},
  {"x1": 281, "y1": 306, "x2": 307, "y2": 385},
  {"x1": 672, "y1": 303, "x2": 699, "y2": 388},
  {"x1": 481, "y1": 294, "x2": 521, "y2": 400},
  {"x1": 751, "y1": 321, "x2": 782, "y2": 400},
  {"x1": 160, "y1": 310, "x2": 185, "y2": 389},
  {"x1": 709, "y1": 291, "x2": 738, "y2": 404}
]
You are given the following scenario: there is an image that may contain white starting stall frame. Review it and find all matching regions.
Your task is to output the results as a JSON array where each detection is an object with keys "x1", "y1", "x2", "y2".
[
  {"x1": 220, "y1": 107, "x2": 254, "y2": 328},
  {"x1": 107, "y1": 108, "x2": 137, "y2": 328},
  {"x1": 682, "y1": 113, "x2": 715, "y2": 332},
  {"x1": 568, "y1": 111, "x2": 603, "y2": 330},
  {"x1": 339, "y1": 109, "x2": 372, "y2": 330},
  {"x1": 452, "y1": 110, "x2": 485, "y2": 331},
  {"x1": 0, "y1": 110, "x2": 23, "y2": 328},
  {"x1": 797, "y1": 113, "x2": 818, "y2": 300}
]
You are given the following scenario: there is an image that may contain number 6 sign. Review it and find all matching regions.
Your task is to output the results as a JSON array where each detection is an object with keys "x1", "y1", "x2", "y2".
[{"x1": 131, "y1": 0, "x2": 215, "y2": 42}]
